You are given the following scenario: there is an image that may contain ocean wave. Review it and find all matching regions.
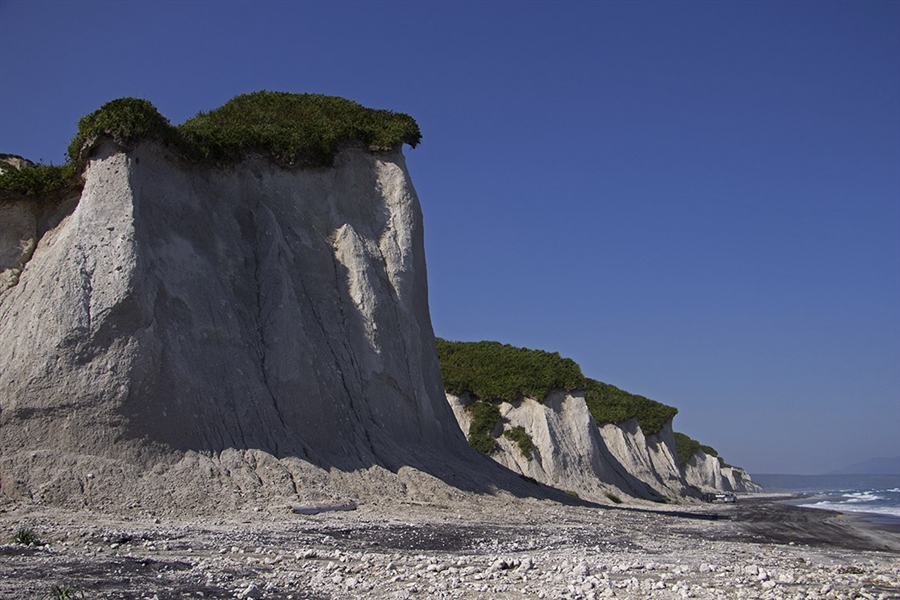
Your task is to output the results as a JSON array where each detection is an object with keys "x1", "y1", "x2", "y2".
[
  {"x1": 799, "y1": 500, "x2": 900, "y2": 518},
  {"x1": 843, "y1": 492, "x2": 882, "y2": 503}
]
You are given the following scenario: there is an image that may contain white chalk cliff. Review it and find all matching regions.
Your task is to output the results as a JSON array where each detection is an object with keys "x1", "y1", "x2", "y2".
[
  {"x1": 682, "y1": 450, "x2": 762, "y2": 493},
  {"x1": 597, "y1": 418, "x2": 694, "y2": 499},
  {"x1": 447, "y1": 392, "x2": 697, "y2": 503},
  {"x1": 446, "y1": 389, "x2": 765, "y2": 502},
  {"x1": 0, "y1": 140, "x2": 491, "y2": 511},
  {"x1": 1, "y1": 130, "x2": 759, "y2": 512}
]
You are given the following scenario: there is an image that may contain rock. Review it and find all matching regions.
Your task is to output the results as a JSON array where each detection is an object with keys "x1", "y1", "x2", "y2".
[
  {"x1": 598, "y1": 418, "x2": 693, "y2": 499},
  {"x1": 0, "y1": 140, "x2": 479, "y2": 511},
  {"x1": 0, "y1": 153, "x2": 35, "y2": 173},
  {"x1": 0, "y1": 200, "x2": 37, "y2": 295},
  {"x1": 683, "y1": 449, "x2": 763, "y2": 493},
  {"x1": 448, "y1": 391, "x2": 676, "y2": 502},
  {"x1": 237, "y1": 583, "x2": 262, "y2": 599}
]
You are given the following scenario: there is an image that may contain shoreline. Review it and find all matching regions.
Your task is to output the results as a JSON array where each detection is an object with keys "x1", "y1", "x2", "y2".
[
  {"x1": 1, "y1": 493, "x2": 898, "y2": 599},
  {"x1": 775, "y1": 492, "x2": 900, "y2": 535}
]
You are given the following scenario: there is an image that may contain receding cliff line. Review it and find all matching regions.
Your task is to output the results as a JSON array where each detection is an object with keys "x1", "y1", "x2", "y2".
[{"x1": 436, "y1": 339, "x2": 760, "y2": 502}]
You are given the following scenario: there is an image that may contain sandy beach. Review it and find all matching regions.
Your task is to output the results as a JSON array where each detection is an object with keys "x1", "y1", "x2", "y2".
[{"x1": 2, "y1": 492, "x2": 898, "y2": 600}]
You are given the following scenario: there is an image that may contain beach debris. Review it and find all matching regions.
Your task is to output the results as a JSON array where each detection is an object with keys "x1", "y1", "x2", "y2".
[{"x1": 292, "y1": 502, "x2": 357, "y2": 515}]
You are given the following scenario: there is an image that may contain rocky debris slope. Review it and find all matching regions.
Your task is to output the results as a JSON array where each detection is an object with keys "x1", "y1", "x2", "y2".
[{"x1": 0, "y1": 140, "x2": 513, "y2": 512}]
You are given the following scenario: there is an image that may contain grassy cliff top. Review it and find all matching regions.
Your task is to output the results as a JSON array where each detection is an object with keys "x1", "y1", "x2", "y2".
[
  {"x1": 70, "y1": 92, "x2": 421, "y2": 166},
  {"x1": 583, "y1": 379, "x2": 678, "y2": 436},
  {"x1": 435, "y1": 338, "x2": 677, "y2": 435},
  {"x1": 674, "y1": 432, "x2": 727, "y2": 468},
  {"x1": 2, "y1": 92, "x2": 421, "y2": 199},
  {"x1": 436, "y1": 339, "x2": 586, "y2": 403}
]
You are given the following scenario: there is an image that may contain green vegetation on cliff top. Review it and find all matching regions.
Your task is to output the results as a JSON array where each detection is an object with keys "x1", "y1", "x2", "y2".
[
  {"x1": 674, "y1": 432, "x2": 733, "y2": 469},
  {"x1": 583, "y1": 379, "x2": 677, "y2": 436},
  {"x1": 436, "y1": 339, "x2": 585, "y2": 403},
  {"x1": 674, "y1": 432, "x2": 701, "y2": 467},
  {"x1": 1, "y1": 92, "x2": 421, "y2": 199},
  {"x1": 435, "y1": 338, "x2": 677, "y2": 436}
]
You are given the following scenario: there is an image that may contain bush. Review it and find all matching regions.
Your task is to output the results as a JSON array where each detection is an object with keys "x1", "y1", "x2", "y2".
[
  {"x1": 11, "y1": 527, "x2": 38, "y2": 545},
  {"x1": 68, "y1": 97, "x2": 174, "y2": 162},
  {"x1": 3, "y1": 92, "x2": 421, "y2": 199},
  {"x1": 583, "y1": 379, "x2": 677, "y2": 436},
  {"x1": 503, "y1": 426, "x2": 533, "y2": 459},
  {"x1": 0, "y1": 163, "x2": 76, "y2": 197},
  {"x1": 699, "y1": 444, "x2": 718, "y2": 457},
  {"x1": 43, "y1": 585, "x2": 85, "y2": 600},
  {"x1": 605, "y1": 492, "x2": 623, "y2": 504},
  {"x1": 466, "y1": 400, "x2": 501, "y2": 454},
  {"x1": 177, "y1": 91, "x2": 420, "y2": 166},
  {"x1": 674, "y1": 432, "x2": 701, "y2": 468},
  {"x1": 436, "y1": 339, "x2": 585, "y2": 402}
]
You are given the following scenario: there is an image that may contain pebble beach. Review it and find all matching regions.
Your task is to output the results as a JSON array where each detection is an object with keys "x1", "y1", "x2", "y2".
[{"x1": 2, "y1": 493, "x2": 898, "y2": 600}]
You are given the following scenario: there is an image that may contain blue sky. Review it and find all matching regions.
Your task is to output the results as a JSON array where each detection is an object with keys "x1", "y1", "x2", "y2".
[{"x1": 1, "y1": 1, "x2": 897, "y2": 475}]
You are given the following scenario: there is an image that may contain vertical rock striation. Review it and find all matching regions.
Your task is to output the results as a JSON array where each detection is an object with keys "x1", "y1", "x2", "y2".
[
  {"x1": 682, "y1": 450, "x2": 762, "y2": 493},
  {"x1": 0, "y1": 140, "x2": 474, "y2": 509}
]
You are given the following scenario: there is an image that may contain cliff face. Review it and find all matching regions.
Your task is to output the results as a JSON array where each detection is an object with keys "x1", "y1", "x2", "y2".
[
  {"x1": 447, "y1": 392, "x2": 690, "y2": 502},
  {"x1": 0, "y1": 141, "x2": 474, "y2": 509},
  {"x1": 683, "y1": 450, "x2": 762, "y2": 493},
  {"x1": 446, "y1": 391, "x2": 765, "y2": 502},
  {"x1": 597, "y1": 418, "x2": 694, "y2": 499}
]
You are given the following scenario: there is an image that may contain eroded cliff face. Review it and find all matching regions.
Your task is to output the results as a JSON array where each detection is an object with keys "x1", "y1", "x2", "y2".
[
  {"x1": 597, "y1": 418, "x2": 696, "y2": 499},
  {"x1": 445, "y1": 391, "x2": 769, "y2": 502},
  {"x1": 0, "y1": 200, "x2": 38, "y2": 293},
  {"x1": 683, "y1": 451, "x2": 762, "y2": 493},
  {"x1": 446, "y1": 392, "x2": 688, "y2": 503},
  {"x1": 0, "y1": 141, "x2": 479, "y2": 511}
]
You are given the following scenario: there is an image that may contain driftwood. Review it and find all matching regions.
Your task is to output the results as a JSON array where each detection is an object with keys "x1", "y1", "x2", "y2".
[{"x1": 292, "y1": 502, "x2": 357, "y2": 515}]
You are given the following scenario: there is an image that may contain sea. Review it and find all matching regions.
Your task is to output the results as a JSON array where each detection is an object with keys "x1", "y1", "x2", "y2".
[{"x1": 750, "y1": 474, "x2": 900, "y2": 525}]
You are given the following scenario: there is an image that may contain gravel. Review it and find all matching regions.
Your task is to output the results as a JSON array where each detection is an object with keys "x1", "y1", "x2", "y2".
[{"x1": 1, "y1": 494, "x2": 898, "y2": 600}]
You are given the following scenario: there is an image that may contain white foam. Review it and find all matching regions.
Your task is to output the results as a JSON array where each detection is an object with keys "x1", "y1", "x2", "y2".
[
  {"x1": 843, "y1": 492, "x2": 881, "y2": 503},
  {"x1": 799, "y1": 500, "x2": 900, "y2": 518}
]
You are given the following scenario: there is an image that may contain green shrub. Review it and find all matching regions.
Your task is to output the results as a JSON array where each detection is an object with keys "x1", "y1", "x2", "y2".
[
  {"x1": 436, "y1": 339, "x2": 585, "y2": 402},
  {"x1": 605, "y1": 492, "x2": 623, "y2": 504},
  {"x1": 583, "y1": 379, "x2": 677, "y2": 436},
  {"x1": 675, "y1": 433, "x2": 735, "y2": 469},
  {"x1": 674, "y1": 432, "x2": 701, "y2": 468},
  {"x1": 4, "y1": 92, "x2": 421, "y2": 200},
  {"x1": 503, "y1": 426, "x2": 533, "y2": 459},
  {"x1": 177, "y1": 91, "x2": 420, "y2": 166},
  {"x1": 68, "y1": 97, "x2": 174, "y2": 162},
  {"x1": 43, "y1": 585, "x2": 84, "y2": 600},
  {"x1": 466, "y1": 400, "x2": 501, "y2": 454},
  {"x1": 0, "y1": 163, "x2": 76, "y2": 197},
  {"x1": 11, "y1": 527, "x2": 38, "y2": 545},
  {"x1": 699, "y1": 444, "x2": 718, "y2": 457}
]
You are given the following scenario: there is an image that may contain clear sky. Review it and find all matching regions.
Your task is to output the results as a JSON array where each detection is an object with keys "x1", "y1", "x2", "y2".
[{"x1": 1, "y1": 1, "x2": 898, "y2": 475}]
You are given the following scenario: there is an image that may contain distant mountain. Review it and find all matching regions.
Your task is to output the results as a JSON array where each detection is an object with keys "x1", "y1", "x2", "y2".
[{"x1": 827, "y1": 457, "x2": 900, "y2": 476}]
